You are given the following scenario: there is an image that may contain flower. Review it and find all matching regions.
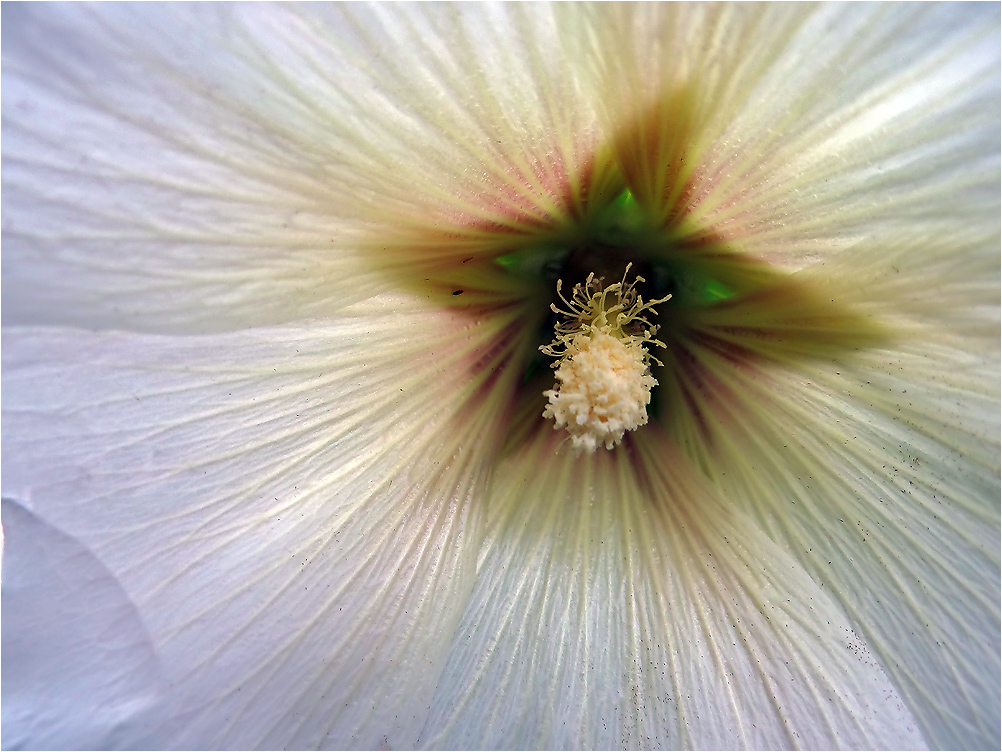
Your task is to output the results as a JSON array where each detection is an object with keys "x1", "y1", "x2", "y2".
[{"x1": 2, "y1": 3, "x2": 999, "y2": 750}]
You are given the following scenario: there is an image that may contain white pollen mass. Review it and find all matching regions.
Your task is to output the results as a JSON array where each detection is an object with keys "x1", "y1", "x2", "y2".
[
  {"x1": 543, "y1": 329, "x2": 658, "y2": 452},
  {"x1": 540, "y1": 265, "x2": 670, "y2": 452}
]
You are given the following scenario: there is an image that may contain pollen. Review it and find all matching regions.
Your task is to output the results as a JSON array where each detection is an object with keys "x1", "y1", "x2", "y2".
[{"x1": 541, "y1": 264, "x2": 670, "y2": 452}]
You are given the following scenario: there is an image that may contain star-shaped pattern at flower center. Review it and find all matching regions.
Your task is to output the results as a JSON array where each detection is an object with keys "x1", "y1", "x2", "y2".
[{"x1": 367, "y1": 94, "x2": 889, "y2": 465}]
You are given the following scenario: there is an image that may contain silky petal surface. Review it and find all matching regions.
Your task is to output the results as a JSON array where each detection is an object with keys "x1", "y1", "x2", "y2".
[
  {"x1": 574, "y1": 3, "x2": 998, "y2": 264},
  {"x1": 2, "y1": 3, "x2": 593, "y2": 333},
  {"x1": 420, "y1": 425, "x2": 925, "y2": 750},
  {"x1": 2, "y1": 294, "x2": 523, "y2": 749},
  {"x1": 655, "y1": 242, "x2": 999, "y2": 748},
  {"x1": 675, "y1": 340, "x2": 1001, "y2": 750}
]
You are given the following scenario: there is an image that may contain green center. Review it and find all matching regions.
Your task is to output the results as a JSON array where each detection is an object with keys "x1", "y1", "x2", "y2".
[{"x1": 495, "y1": 187, "x2": 736, "y2": 308}]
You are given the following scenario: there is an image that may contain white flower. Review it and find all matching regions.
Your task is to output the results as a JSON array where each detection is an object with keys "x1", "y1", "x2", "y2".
[{"x1": 2, "y1": 3, "x2": 998, "y2": 749}]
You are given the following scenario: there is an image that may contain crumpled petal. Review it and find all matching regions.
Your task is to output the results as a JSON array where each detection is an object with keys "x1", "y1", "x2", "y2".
[
  {"x1": 1, "y1": 294, "x2": 525, "y2": 749},
  {"x1": 420, "y1": 423, "x2": 926, "y2": 750}
]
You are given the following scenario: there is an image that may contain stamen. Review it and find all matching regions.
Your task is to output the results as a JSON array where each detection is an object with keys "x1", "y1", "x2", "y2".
[{"x1": 540, "y1": 263, "x2": 670, "y2": 452}]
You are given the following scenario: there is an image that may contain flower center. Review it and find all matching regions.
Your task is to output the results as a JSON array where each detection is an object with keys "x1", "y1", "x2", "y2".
[
  {"x1": 540, "y1": 265, "x2": 670, "y2": 452},
  {"x1": 364, "y1": 95, "x2": 890, "y2": 461}
]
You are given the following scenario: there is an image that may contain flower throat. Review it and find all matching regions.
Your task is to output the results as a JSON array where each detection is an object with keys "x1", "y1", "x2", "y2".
[{"x1": 367, "y1": 94, "x2": 890, "y2": 459}]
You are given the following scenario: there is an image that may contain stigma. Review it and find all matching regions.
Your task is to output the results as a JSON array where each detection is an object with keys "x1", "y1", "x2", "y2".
[{"x1": 540, "y1": 264, "x2": 670, "y2": 452}]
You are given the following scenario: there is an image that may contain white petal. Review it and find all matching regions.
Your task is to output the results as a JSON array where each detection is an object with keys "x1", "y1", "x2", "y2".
[
  {"x1": 700, "y1": 3, "x2": 998, "y2": 270},
  {"x1": 2, "y1": 3, "x2": 595, "y2": 333},
  {"x1": 668, "y1": 334, "x2": 1000, "y2": 749},
  {"x1": 419, "y1": 425, "x2": 925, "y2": 750},
  {"x1": 577, "y1": 4, "x2": 997, "y2": 262},
  {"x1": 1, "y1": 294, "x2": 525, "y2": 749},
  {"x1": 2, "y1": 5, "x2": 356, "y2": 333},
  {"x1": 1, "y1": 498, "x2": 165, "y2": 749},
  {"x1": 698, "y1": 2, "x2": 999, "y2": 267}
]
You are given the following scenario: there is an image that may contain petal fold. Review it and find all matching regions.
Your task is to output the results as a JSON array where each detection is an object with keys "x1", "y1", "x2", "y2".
[{"x1": 1, "y1": 498, "x2": 165, "y2": 750}]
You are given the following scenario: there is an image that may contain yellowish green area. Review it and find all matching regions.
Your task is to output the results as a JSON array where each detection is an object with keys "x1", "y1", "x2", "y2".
[{"x1": 365, "y1": 92, "x2": 889, "y2": 435}]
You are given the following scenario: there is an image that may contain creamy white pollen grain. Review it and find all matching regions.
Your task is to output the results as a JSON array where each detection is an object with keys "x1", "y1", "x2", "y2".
[
  {"x1": 541, "y1": 265, "x2": 669, "y2": 453},
  {"x1": 543, "y1": 329, "x2": 658, "y2": 452}
]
